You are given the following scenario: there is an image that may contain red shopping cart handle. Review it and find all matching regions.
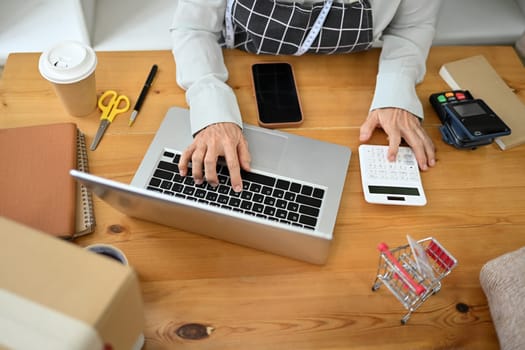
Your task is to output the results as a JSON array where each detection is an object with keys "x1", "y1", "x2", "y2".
[{"x1": 377, "y1": 243, "x2": 426, "y2": 296}]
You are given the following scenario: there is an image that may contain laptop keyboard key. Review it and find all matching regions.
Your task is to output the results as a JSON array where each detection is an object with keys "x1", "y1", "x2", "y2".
[
  {"x1": 299, "y1": 215, "x2": 317, "y2": 227},
  {"x1": 195, "y1": 189, "x2": 206, "y2": 198},
  {"x1": 287, "y1": 212, "x2": 300, "y2": 222},
  {"x1": 183, "y1": 187, "x2": 195, "y2": 196},
  {"x1": 154, "y1": 169, "x2": 173, "y2": 181},
  {"x1": 241, "y1": 171, "x2": 276, "y2": 187},
  {"x1": 261, "y1": 186, "x2": 273, "y2": 196},
  {"x1": 160, "y1": 180, "x2": 172, "y2": 190},
  {"x1": 276, "y1": 209, "x2": 287, "y2": 219},
  {"x1": 158, "y1": 161, "x2": 179, "y2": 173},
  {"x1": 290, "y1": 183, "x2": 301, "y2": 193},
  {"x1": 241, "y1": 200, "x2": 252, "y2": 210},
  {"x1": 206, "y1": 192, "x2": 218, "y2": 201},
  {"x1": 276, "y1": 179, "x2": 290, "y2": 190},
  {"x1": 252, "y1": 203, "x2": 264, "y2": 213},
  {"x1": 149, "y1": 177, "x2": 161, "y2": 187},
  {"x1": 228, "y1": 198, "x2": 241, "y2": 207},
  {"x1": 301, "y1": 185, "x2": 313, "y2": 196},
  {"x1": 218, "y1": 195, "x2": 229, "y2": 204},
  {"x1": 296, "y1": 194, "x2": 322, "y2": 208},
  {"x1": 250, "y1": 183, "x2": 262, "y2": 193},
  {"x1": 264, "y1": 206, "x2": 276, "y2": 216},
  {"x1": 172, "y1": 183, "x2": 184, "y2": 192},
  {"x1": 299, "y1": 205, "x2": 320, "y2": 218},
  {"x1": 313, "y1": 188, "x2": 325, "y2": 199},
  {"x1": 253, "y1": 193, "x2": 264, "y2": 203}
]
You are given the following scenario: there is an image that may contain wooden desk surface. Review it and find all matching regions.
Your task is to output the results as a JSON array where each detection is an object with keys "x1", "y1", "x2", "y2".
[{"x1": 1, "y1": 46, "x2": 525, "y2": 349}]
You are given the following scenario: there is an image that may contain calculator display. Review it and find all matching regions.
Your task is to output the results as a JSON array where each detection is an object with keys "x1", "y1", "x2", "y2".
[{"x1": 368, "y1": 186, "x2": 420, "y2": 196}]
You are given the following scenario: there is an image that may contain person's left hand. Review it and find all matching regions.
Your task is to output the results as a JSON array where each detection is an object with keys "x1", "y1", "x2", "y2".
[{"x1": 359, "y1": 107, "x2": 436, "y2": 171}]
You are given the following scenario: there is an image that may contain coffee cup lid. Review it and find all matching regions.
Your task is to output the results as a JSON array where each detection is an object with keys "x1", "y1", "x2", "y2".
[{"x1": 39, "y1": 41, "x2": 97, "y2": 84}]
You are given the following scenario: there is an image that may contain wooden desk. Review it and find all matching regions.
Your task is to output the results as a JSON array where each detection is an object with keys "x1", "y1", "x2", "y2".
[{"x1": 1, "y1": 46, "x2": 525, "y2": 349}]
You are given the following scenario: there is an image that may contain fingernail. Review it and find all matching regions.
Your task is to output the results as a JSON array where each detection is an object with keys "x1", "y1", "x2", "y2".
[{"x1": 234, "y1": 185, "x2": 242, "y2": 192}]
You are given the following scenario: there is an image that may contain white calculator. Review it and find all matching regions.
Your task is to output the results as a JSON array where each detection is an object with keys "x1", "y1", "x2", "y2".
[{"x1": 358, "y1": 145, "x2": 427, "y2": 206}]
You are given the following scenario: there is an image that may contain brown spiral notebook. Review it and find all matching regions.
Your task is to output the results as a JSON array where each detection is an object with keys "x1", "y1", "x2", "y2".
[{"x1": 0, "y1": 123, "x2": 95, "y2": 239}]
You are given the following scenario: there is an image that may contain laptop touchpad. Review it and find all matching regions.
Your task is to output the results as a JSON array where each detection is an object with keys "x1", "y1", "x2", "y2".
[{"x1": 244, "y1": 126, "x2": 287, "y2": 172}]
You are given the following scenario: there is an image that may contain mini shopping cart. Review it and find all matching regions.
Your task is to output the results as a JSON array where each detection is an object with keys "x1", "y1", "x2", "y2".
[{"x1": 371, "y1": 236, "x2": 458, "y2": 324}]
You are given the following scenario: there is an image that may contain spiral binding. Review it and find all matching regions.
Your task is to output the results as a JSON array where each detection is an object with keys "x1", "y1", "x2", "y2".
[{"x1": 74, "y1": 129, "x2": 96, "y2": 238}]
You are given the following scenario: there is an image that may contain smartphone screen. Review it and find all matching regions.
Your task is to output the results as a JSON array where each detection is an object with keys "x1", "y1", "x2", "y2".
[{"x1": 251, "y1": 62, "x2": 302, "y2": 127}]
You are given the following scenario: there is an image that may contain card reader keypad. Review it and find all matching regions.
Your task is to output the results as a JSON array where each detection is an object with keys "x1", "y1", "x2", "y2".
[{"x1": 435, "y1": 91, "x2": 469, "y2": 104}]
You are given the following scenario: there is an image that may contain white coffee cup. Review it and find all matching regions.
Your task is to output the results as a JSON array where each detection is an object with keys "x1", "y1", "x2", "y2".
[{"x1": 38, "y1": 41, "x2": 98, "y2": 117}]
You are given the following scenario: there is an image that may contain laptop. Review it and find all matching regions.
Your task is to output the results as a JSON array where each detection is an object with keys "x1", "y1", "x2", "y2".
[{"x1": 71, "y1": 107, "x2": 351, "y2": 264}]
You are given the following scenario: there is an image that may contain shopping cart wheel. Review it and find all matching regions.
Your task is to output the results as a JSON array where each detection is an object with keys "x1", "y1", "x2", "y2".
[
  {"x1": 401, "y1": 315, "x2": 410, "y2": 325},
  {"x1": 371, "y1": 282, "x2": 381, "y2": 292}
]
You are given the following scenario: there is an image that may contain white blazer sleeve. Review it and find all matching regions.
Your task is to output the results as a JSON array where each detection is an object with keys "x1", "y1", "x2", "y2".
[
  {"x1": 170, "y1": 0, "x2": 243, "y2": 135},
  {"x1": 370, "y1": 0, "x2": 442, "y2": 119}
]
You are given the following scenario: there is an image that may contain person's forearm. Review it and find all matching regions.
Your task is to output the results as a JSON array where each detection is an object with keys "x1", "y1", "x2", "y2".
[
  {"x1": 170, "y1": 0, "x2": 242, "y2": 134},
  {"x1": 370, "y1": 0, "x2": 442, "y2": 118}
]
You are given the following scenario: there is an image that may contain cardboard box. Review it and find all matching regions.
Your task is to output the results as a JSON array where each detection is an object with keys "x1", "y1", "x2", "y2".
[{"x1": 0, "y1": 217, "x2": 145, "y2": 350}]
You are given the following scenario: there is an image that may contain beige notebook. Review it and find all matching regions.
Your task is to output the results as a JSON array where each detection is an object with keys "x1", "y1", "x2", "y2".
[
  {"x1": 439, "y1": 55, "x2": 525, "y2": 150},
  {"x1": 0, "y1": 123, "x2": 95, "y2": 239}
]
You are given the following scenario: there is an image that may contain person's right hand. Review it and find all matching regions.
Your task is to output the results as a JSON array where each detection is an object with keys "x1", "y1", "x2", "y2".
[
  {"x1": 178, "y1": 122, "x2": 251, "y2": 192},
  {"x1": 359, "y1": 108, "x2": 436, "y2": 171}
]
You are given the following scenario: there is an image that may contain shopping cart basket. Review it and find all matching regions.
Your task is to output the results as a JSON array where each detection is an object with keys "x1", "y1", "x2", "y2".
[{"x1": 371, "y1": 236, "x2": 458, "y2": 324}]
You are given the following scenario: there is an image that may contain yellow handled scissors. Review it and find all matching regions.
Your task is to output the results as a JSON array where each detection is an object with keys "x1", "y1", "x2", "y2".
[{"x1": 90, "y1": 90, "x2": 130, "y2": 150}]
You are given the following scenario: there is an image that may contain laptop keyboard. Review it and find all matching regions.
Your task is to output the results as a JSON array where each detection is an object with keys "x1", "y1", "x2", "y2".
[{"x1": 146, "y1": 150, "x2": 326, "y2": 231}]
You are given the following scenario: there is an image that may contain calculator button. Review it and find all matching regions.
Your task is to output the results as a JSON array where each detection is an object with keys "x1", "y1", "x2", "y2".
[{"x1": 360, "y1": 145, "x2": 421, "y2": 183}]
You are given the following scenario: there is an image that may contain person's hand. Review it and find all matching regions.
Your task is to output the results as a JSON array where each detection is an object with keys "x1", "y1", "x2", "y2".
[
  {"x1": 359, "y1": 108, "x2": 436, "y2": 170},
  {"x1": 179, "y1": 122, "x2": 251, "y2": 192}
]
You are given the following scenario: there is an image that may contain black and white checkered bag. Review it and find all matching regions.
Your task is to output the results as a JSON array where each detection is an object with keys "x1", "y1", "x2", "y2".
[{"x1": 221, "y1": 0, "x2": 374, "y2": 55}]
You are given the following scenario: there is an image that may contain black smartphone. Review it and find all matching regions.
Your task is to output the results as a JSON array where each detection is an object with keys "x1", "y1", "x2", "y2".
[{"x1": 251, "y1": 62, "x2": 303, "y2": 128}]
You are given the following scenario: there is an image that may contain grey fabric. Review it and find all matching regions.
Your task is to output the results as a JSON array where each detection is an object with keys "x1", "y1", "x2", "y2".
[
  {"x1": 221, "y1": 0, "x2": 373, "y2": 55},
  {"x1": 480, "y1": 246, "x2": 525, "y2": 350}
]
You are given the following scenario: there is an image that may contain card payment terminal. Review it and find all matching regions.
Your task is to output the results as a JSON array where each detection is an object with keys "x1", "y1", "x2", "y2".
[{"x1": 429, "y1": 90, "x2": 511, "y2": 149}]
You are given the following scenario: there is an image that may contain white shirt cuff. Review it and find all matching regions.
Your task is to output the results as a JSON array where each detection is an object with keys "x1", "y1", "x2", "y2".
[
  {"x1": 369, "y1": 72, "x2": 424, "y2": 119},
  {"x1": 186, "y1": 76, "x2": 243, "y2": 135}
]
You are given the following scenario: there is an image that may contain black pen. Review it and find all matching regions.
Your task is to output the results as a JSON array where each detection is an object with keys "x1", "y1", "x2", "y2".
[{"x1": 129, "y1": 64, "x2": 158, "y2": 126}]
